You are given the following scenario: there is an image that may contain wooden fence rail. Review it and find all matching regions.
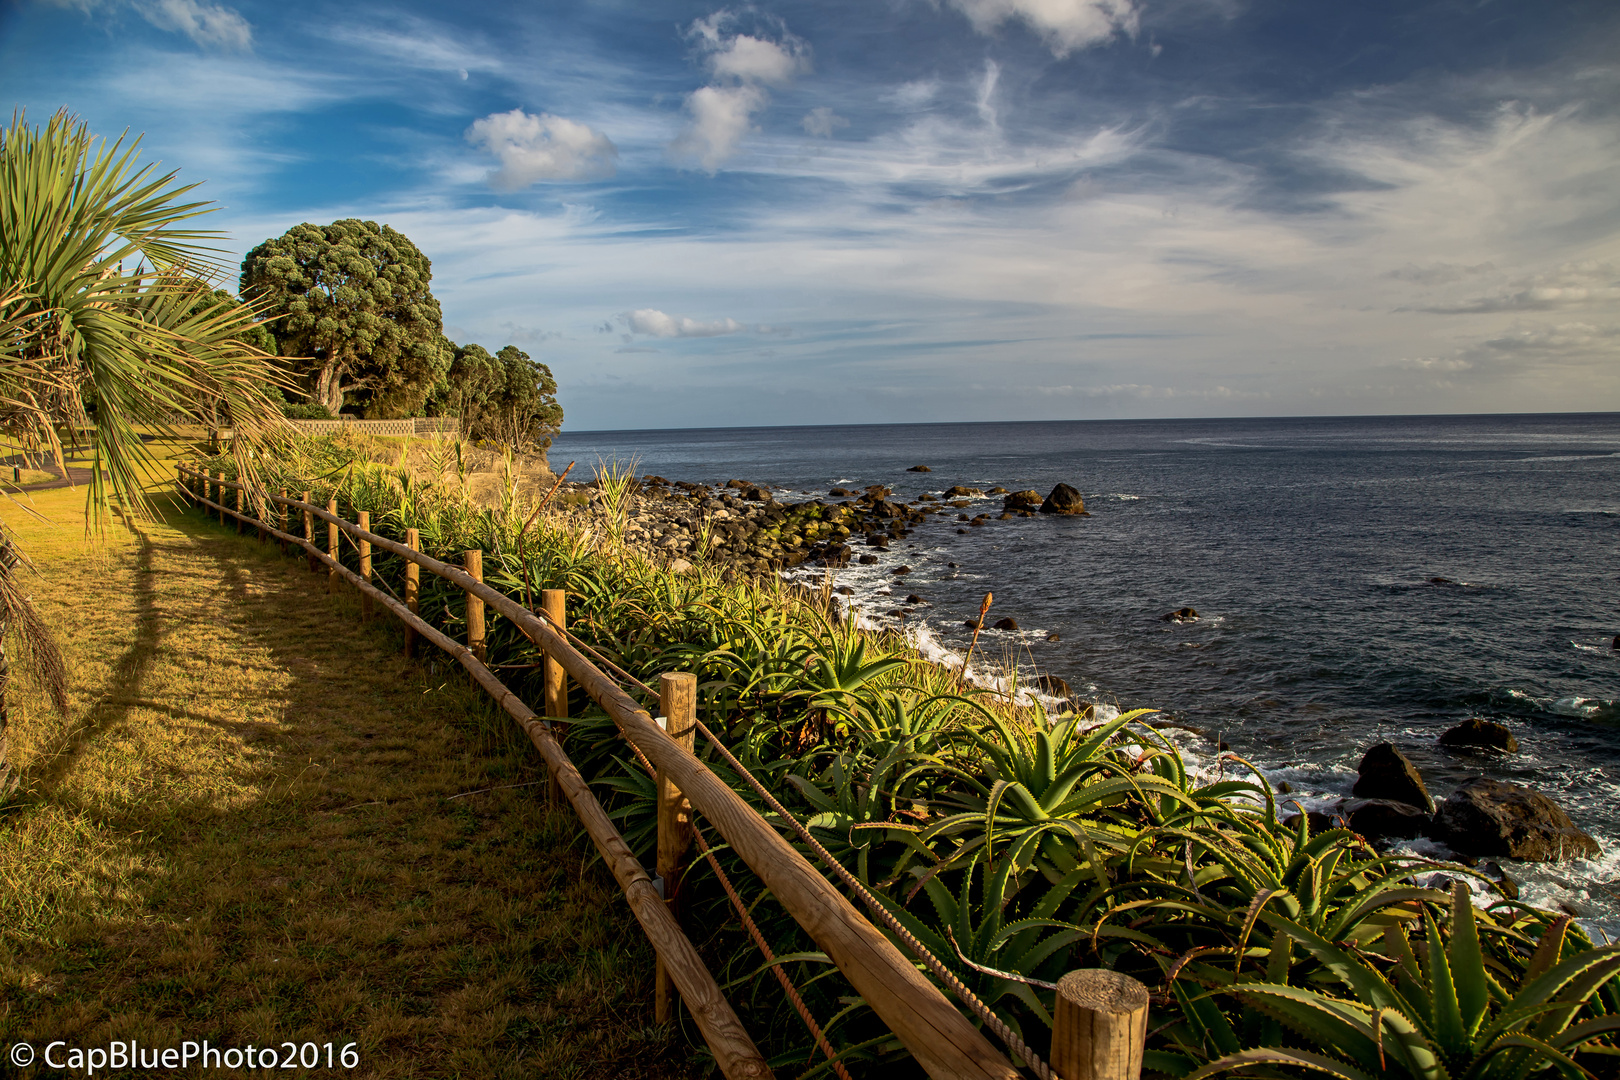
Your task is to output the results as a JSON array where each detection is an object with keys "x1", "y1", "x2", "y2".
[{"x1": 174, "y1": 464, "x2": 1150, "y2": 1080}]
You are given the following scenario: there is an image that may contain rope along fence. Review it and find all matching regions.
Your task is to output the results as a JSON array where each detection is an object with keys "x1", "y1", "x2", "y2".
[{"x1": 174, "y1": 464, "x2": 1152, "y2": 1080}]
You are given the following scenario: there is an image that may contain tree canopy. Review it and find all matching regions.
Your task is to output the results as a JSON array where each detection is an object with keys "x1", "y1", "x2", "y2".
[
  {"x1": 433, "y1": 342, "x2": 562, "y2": 449},
  {"x1": 239, "y1": 219, "x2": 451, "y2": 418}
]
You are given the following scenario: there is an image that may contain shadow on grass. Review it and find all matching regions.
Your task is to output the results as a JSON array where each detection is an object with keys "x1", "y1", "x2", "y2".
[
  {"x1": 27, "y1": 528, "x2": 161, "y2": 791},
  {"x1": 0, "y1": 500, "x2": 707, "y2": 1080}
]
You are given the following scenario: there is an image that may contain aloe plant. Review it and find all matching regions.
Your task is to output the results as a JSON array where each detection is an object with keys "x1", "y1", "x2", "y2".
[{"x1": 1155, "y1": 884, "x2": 1620, "y2": 1080}]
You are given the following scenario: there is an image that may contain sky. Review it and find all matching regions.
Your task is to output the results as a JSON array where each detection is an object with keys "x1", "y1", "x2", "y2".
[{"x1": 3, "y1": 0, "x2": 1619, "y2": 430}]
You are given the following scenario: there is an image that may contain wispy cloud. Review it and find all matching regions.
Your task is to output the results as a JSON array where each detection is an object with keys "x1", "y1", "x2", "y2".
[
  {"x1": 44, "y1": 0, "x2": 253, "y2": 50},
  {"x1": 802, "y1": 106, "x2": 849, "y2": 138},
  {"x1": 140, "y1": 0, "x2": 252, "y2": 50}
]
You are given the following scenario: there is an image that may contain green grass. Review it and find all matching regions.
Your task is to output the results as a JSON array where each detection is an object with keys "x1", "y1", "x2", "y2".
[{"x1": 0, "y1": 483, "x2": 702, "y2": 1079}]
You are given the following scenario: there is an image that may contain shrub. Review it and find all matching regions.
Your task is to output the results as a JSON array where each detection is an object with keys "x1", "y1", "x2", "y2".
[{"x1": 282, "y1": 403, "x2": 333, "y2": 420}]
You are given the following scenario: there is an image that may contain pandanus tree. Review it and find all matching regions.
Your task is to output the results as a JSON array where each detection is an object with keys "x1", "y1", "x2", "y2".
[{"x1": 0, "y1": 109, "x2": 288, "y2": 796}]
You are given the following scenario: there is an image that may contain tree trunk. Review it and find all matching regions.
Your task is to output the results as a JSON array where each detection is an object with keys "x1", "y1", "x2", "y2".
[
  {"x1": 0, "y1": 542, "x2": 17, "y2": 800},
  {"x1": 313, "y1": 358, "x2": 347, "y2": 415}
]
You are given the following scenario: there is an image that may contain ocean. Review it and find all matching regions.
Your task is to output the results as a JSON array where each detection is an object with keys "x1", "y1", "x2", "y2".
[{"x1": 552, "y1": 413, "x2": 1620, "y2": 931}]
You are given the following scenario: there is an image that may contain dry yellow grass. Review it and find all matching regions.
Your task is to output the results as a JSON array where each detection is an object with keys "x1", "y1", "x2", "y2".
[{"x1": 0, "y1": 474, "x2": 702, "y2": 1078}]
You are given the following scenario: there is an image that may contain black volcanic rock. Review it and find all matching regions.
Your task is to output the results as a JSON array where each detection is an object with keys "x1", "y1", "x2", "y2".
[
  {"x1": 1039, "y1": 483, "x2": 1086, "y2": 515},
  {"x1": 1003, "y1": 490, "x2": 1041, "y2": 511},
  {"x1": 1435, "y1": 778, "x2": 1599, "y2": 861},
  {"x1": 1351, "y1": 742, "x2": 1434, "y2": 813},
  {"x1": 1440, "y1": 718, "x2": 1519, "y2": 754}
]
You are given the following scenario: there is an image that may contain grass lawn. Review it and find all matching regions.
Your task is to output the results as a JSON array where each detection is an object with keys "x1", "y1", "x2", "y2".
[{"x1": 0, "y1": 469, "x2": 701, "y2": 1078}]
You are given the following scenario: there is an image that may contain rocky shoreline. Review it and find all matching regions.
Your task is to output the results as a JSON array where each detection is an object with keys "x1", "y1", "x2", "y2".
[
  {"x1": 561, "y1": 473, "x2": 1090, "y2": 575},
  {"x1": 557, "y1": 468, "x2": 1605, "y2": 889}
]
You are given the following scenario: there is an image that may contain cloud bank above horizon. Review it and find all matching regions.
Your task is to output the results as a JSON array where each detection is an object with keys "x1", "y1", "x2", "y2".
[{"x1": 6, "y1": 0, "x2": 1618, "y2": 429}]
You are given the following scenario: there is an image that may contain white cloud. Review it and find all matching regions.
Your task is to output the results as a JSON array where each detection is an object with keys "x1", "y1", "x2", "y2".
[
  {"x1": 802, "y1": 106, "x2": 849, "y2": 138},
  {"x1": 706, "y1": 33, "x2": 809, "y2": 86},
  {"x1": 671, "y1": 11, "x2": 809, "y2": 172},
  {"x1": 624, "y1": 308, "x2": 746, "y2": 338},
  {"x1": 671, "y1": 84, "x2": 768, "y2": 172},
  {"x1": 466, "y1": 109, "x2": 618, "y2": 188},
  {"x1": 139, "y1": 0, "x2": 252, "y2": 50},
  {"x1": 948, "y1": 0, "x2": 1140, "y2": 57}
]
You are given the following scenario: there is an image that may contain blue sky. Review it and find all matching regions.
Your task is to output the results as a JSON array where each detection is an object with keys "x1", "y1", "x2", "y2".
[{"x1": 4, "y1": 0, "x2": 1618, "y2": 429}]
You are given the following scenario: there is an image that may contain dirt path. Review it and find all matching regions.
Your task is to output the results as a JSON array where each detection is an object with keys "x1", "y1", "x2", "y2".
[{"x1": 0, "y1": 494, "x2": 695, "y2": 1079}]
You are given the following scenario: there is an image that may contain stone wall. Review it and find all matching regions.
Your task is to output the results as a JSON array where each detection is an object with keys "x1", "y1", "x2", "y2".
[{"x1": 285, "y1": 418, "x2": 460, "y2": 437}]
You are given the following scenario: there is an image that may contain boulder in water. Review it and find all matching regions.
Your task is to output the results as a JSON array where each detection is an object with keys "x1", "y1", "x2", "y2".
[
  {"x1": 1434, "y1": 778, "x2": 1599, "y2": 861},
  {"x1": 1039, "y1": 483, "x2": 1086, "y2": 515},
  {"x1": 858, "y1": 554, "x2": 878, "y2": 565},
  {"x1": 1339, "y1": 798, "x2": 1432, "y2": 841},
  {"x1": 1439, "y1": 718, "x2": 1519, "y2": 754},
  {"x1": 1003, "y1": 490, "x2": 1042, "y2": 511},
  {"x1": 1034, "y1": 674, "x2": 1071, "y2": 698},
  {"x1": 992, "y1": 617, "x2": 1020, "y2": 631},
  {"x1": 1282, "y1": 809, "x2": 1338, "y2": 836},
  {"x1": 829, "y1": 487, "x2": 851, "y2": 497},
  {"x1": 945, "y1": 485, "x2": 981, "y2": 497},
  {"x1": 1351, "y1": 742, "x2": 1434, "y2": 812},
  {"x1": 987, "y1": 486, "x2": 1008, "y2": 494},
  {"x1": 1160, "y1": 607, "x2": 1199, "y2": 623},
  {"x1": 907, "y1": 464, "x2": 932, "y2": 472}
]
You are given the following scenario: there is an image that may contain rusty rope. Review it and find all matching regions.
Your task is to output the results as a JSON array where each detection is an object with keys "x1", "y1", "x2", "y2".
[{"x1": 604, "y1": 694, "x2": 854, "y2": 1079}]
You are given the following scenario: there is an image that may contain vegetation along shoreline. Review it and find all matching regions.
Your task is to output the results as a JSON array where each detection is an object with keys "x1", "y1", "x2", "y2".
[{"x1": 185, "y1": 427, "x2": 1620, "y2": 1077}]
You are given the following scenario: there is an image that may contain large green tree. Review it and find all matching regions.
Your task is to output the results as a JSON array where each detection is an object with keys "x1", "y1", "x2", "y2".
[
  {"x1": 239, "y1": 219, "x2": 451, "y2": 417},
  {"x1": 433, "y1": 342, "x2": 562, "y2": 449}
]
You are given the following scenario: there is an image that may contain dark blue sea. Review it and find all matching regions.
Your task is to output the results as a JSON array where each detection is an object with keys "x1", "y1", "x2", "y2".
[{"x1": 553, "y1": 414, "x2": 1620, "y2": 929}]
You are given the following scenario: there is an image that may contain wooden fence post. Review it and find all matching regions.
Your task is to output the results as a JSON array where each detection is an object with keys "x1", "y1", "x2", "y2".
[
  {"x1": 655, "y1": 671, "x2": 698, "y2": 1026},
  {"x1": 277, "y1": 490, "x2": 288, "y2": 553},
  {"x1": 1050, "y1": 970, "x2": 1149, "y2": 1080},
  {"x1": 234, "y1": 483, "x2": 244, "y2": 534},
  {"x1": 542, "y1": 588, "x2": 569, "y2": 805},
  {"x1": 358, "y1": 511, "x2": 372, "y2": 621},
  {"x1": 403, "y1": 528, "x2": 420, "y2": 657},
  {"x1": 464, "y1": 549, "x2": 485, "y2": 661},
  {"x1": 302, "y1": 491, "x2": 314, "y2": 572},
  {"x1": 216, "y1": 473, "x2": 226, "y2": 527},
  {"x1": 327, "y1": 498, "x2": 340, "y2": 595}
]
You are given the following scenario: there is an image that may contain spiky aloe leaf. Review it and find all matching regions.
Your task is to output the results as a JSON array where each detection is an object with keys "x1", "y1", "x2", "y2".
[
  {"x1": 1448, "y1": 884, "x2": 1490, "y2": 1038},
  {"x1": 1183, "y1": 1046, "x2": 1379, "y2": 1080},
  {"x1": 1425, "y1": 904, "x2": 1472, "y2": 1059}
]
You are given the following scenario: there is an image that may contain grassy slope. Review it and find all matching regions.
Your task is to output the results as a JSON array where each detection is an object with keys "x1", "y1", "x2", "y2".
[{"x1": 0, "y1": 477, "x2": 699, "y2": 1078}]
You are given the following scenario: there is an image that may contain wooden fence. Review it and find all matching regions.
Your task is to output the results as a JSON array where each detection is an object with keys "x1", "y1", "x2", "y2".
[{"x1": 173, "y1": 464, "x2": 1149, "y2": 1080}]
